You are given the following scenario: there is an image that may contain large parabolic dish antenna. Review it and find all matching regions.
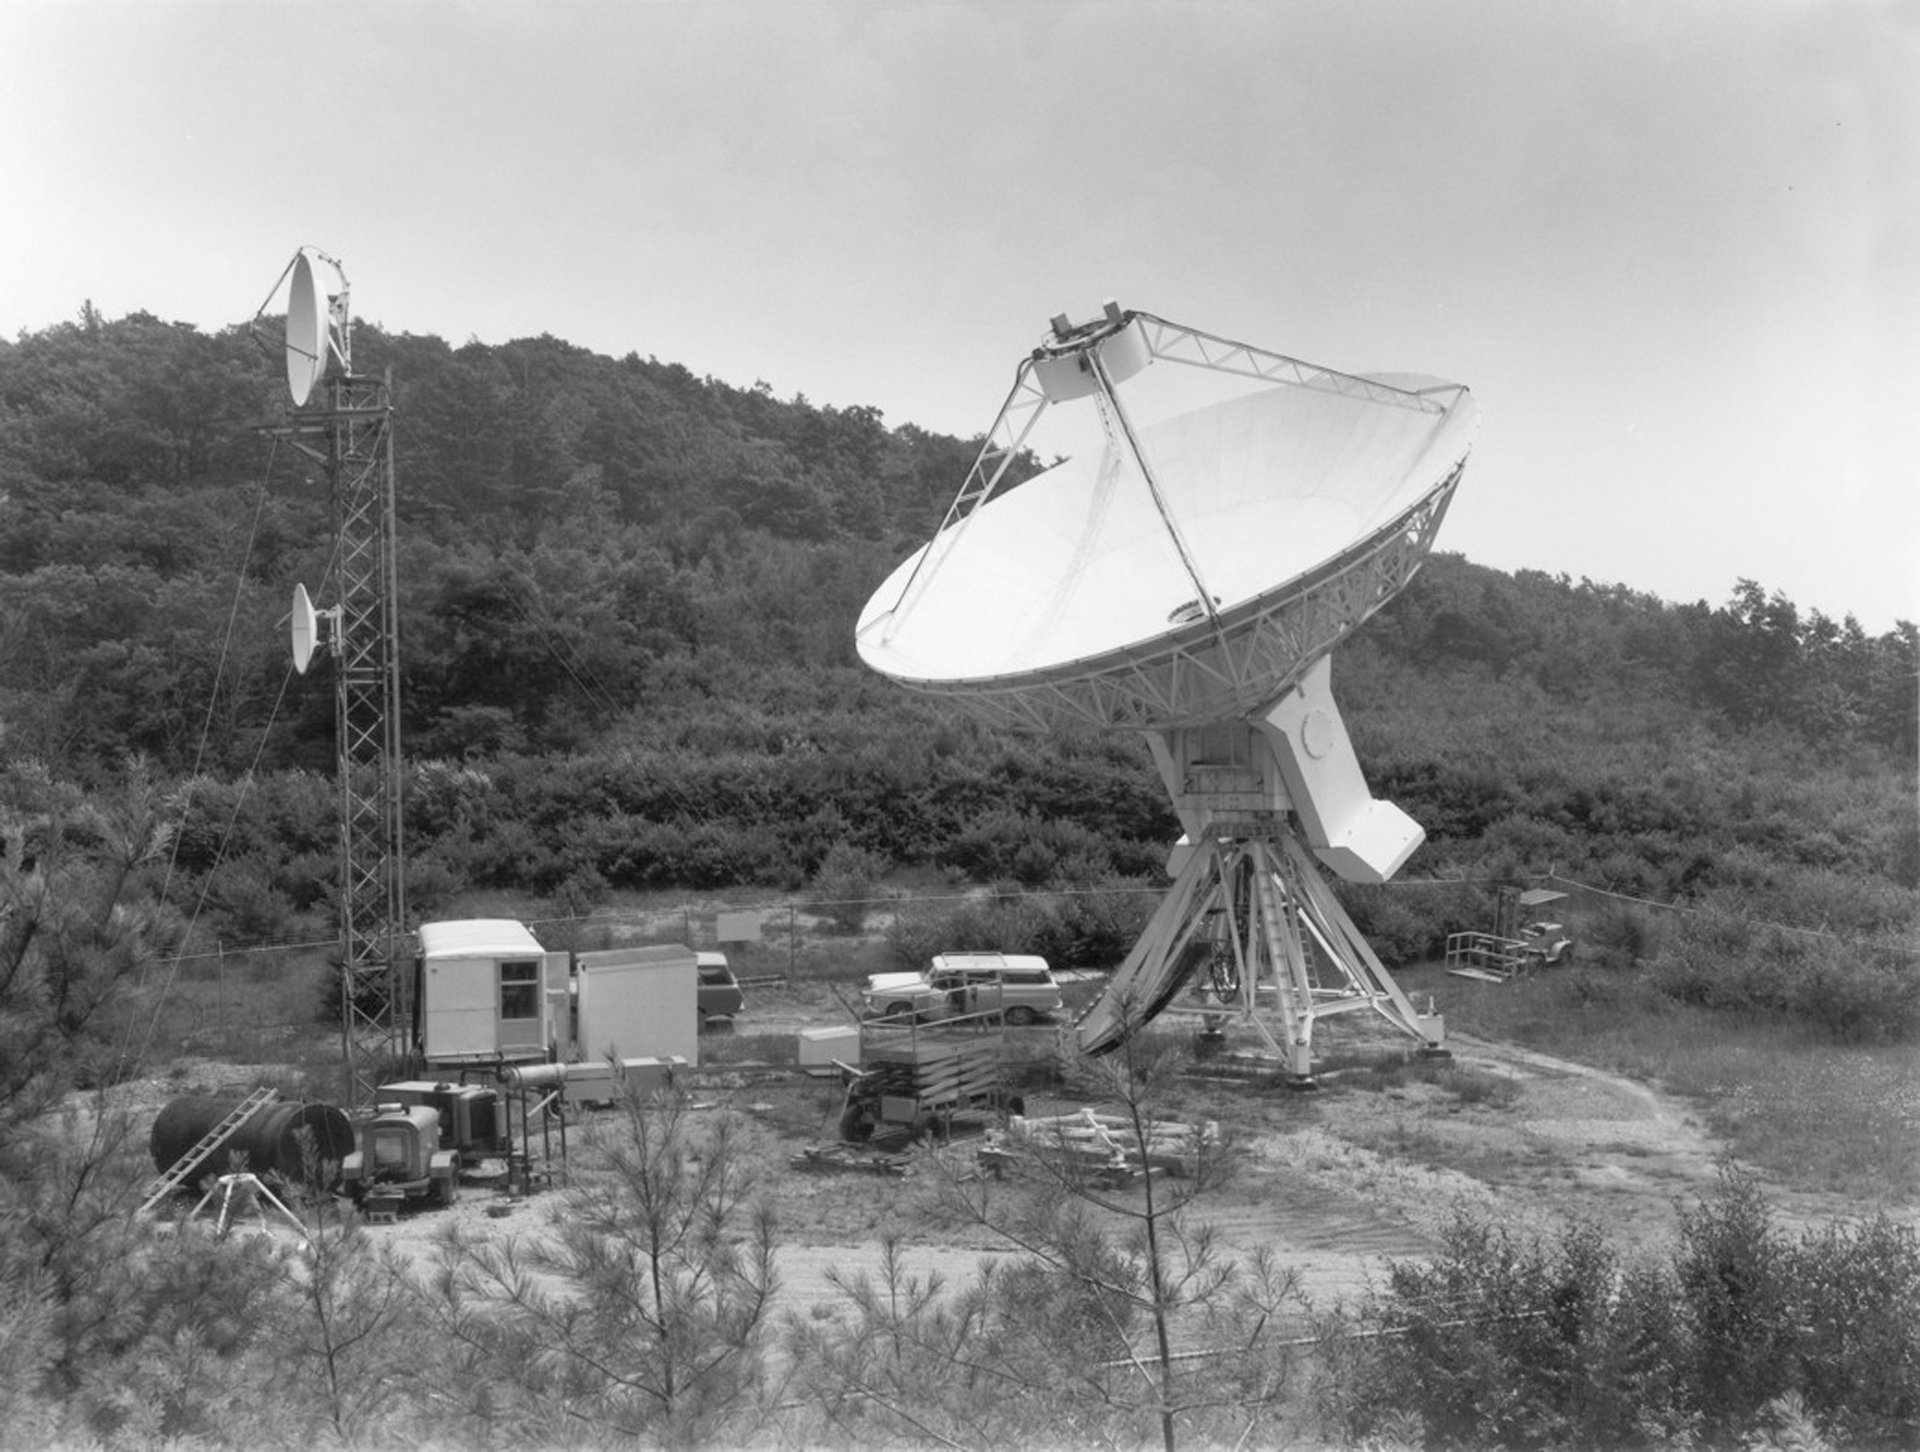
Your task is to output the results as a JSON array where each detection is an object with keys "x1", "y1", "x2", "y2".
[
  {"x1": 857, "y1": 309, "x2": 1476, "y2": 731},
  {"x1": 856, "y1": 305, "x2": 1478, "y2": 1077}
]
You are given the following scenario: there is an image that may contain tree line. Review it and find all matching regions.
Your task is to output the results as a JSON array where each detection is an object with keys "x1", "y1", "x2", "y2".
[{"x1": 0, "y1": 306, "x2": 1913, "y2": 1001}]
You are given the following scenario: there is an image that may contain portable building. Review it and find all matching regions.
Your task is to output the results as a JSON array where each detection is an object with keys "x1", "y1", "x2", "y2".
[
  {"x1": 416, "y1": 919, "x2": 571, "y2": 1066},
  {"x1": 573, "y1": 943, "x2": 700, "y2": 1067}
]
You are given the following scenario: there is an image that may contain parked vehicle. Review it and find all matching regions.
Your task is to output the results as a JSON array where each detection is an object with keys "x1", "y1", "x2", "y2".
[
  {"x1": 697, "y1": 951, "x2": 745, "y2": 1022},
  {"x1": 340, "y1": 1102, "x2": 460, "y2": 1211},
  {"x1": 1516, "y1": 920, "x2": 1575, "y2": 966},
  {"x1": 861, "y1": 953, "x2": 1063, "y2": 1026},
  {"x1": 373, "y1": 1080, "x2": 507, "y2": 1163},
  {"x1": 864, "y1": 970, "x2": 938, "y2": 1021}
]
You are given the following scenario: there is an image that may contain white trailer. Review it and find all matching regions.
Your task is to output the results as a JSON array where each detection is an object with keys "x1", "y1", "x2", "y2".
[
  {"x1": 416, "y1": 919, "x2": 571, "y2": 1067},
  {"x1": 574, "y1": 943, "x2": 700, "y2": 1067}
]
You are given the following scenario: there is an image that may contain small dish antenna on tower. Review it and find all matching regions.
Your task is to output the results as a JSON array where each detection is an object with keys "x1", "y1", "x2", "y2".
[
  {"x1": 285, "y1": 253, "x2": 329, "y2": 406},
  {"x1": 254, "y1": 247, "x2": 351, "y2": 407},
  {"x1": 289, "y1": 582, "x2": 337, "y2": 675}
]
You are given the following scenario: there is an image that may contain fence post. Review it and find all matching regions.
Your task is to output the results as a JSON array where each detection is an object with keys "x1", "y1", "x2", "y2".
[{"x1": 789, "y1": 905, "x2": 797, "y2": 977}]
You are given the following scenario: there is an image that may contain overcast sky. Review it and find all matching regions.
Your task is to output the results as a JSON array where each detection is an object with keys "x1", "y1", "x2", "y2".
[{"x1": 3, "y1": 1, "x2": 1915, "y2": 631}]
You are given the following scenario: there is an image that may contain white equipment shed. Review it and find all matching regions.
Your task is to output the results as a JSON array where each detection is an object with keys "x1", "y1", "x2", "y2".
[
  {"x1": 417, "y1": 919, "x2": 570, "y2": 1066},
  {"x1": 574, "y1": 944, "x2": 700, "y2": 1068}
]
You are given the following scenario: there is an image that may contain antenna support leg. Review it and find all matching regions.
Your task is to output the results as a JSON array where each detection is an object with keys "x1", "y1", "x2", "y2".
[{"x1": 1075, "y1": 827, "x2": 1444, "y2": 1075}]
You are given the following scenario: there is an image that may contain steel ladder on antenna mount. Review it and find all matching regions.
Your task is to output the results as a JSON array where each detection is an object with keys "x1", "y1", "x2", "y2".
[{"x1": 137, "y1": 1086, "x2": 280, "y2": 1215}]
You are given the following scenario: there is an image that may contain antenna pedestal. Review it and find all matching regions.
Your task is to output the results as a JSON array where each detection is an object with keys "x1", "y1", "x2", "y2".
[
  {"x1": 1154, "y1": 656, "x2": 1422, "y2": 885},
  {"x1": 1075, "y1": 826, "x2": 1444, "y2": 1081},
  {"x1": 1075, "y1": 661, "x2": 1444, "y2": 1077}
]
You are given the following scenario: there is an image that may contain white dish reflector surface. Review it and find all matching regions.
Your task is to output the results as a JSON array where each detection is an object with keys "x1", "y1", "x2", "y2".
[
  {"x1": 858, "y1": 375, "x2": 1476, "y2": 687},
  {"x1": 286, "y1": 252, "x2": 328, "y2": 406}
]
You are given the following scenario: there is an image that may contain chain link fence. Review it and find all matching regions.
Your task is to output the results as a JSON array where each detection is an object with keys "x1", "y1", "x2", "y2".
[{"x1": 143, "y1": 868, "x2": 1907, "y2": 1060}]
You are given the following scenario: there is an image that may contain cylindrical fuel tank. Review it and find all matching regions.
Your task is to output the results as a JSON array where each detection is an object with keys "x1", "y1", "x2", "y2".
[{"x1": 149, "y1": 1097, "x2": 355, "y2": 1189}]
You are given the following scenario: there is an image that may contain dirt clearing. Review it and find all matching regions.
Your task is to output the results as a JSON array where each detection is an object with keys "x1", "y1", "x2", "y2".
[{"x1": 329, "y1": 1002, "x2": 1913, "y2": 1327}]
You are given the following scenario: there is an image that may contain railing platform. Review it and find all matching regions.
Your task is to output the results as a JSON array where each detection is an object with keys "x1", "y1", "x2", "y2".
[{"x1": 1444, "y1": 931, "x2": 1529, "y2": 981}]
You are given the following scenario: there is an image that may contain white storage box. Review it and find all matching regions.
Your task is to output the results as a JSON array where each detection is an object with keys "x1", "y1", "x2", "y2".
[{"x1": 798, "y1": 1026, "x2": 860, "y2": 1069}]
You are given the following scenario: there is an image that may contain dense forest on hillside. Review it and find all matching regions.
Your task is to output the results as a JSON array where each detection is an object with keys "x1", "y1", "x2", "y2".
[{"x1": 1, "y1": 308, "x2": 1915, "y2": 1028}]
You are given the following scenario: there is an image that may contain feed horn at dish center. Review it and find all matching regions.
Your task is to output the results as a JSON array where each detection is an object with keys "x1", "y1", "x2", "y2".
[{"x1": 855, "y1": 303, "x2": 1479, "y2": 1081}]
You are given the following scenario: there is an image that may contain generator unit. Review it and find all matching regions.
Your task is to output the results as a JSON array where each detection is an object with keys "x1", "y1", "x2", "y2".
[
  {"x1": 373, "y1": 1080, "x2": 507, "y2": 1163},
  {"x1": 340, "y1": 1102, "x2": 459, "y2": 1212}
]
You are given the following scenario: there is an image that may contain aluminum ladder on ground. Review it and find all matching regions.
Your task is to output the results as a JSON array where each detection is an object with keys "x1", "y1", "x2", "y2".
[{"x1": 136, "y1": 1086, "x2": 280, "y2": 1215}]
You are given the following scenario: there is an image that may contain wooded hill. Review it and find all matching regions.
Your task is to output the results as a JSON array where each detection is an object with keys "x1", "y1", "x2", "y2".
[{"x1": 1, "y1": 310, "x2": 1914, "y2": 1021}]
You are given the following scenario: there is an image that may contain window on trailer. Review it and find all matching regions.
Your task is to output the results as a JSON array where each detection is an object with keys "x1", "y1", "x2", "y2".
[{"x1": 500, "y1": 959, "x2": 541, "y2": 1020}]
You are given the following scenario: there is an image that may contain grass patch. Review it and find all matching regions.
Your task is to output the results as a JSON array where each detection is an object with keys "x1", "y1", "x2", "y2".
[
  {"x1": 698, "y1": 1031, "x2": 799, "y2": 1067},
  {"x1": 1360, "y1": 1055, "x2": 1522, "y2": 1109},
  {"x1": 736, "y1": 1082, "x2": 844, "y2": 1141},
  {"x1": 1401, "y1": 961, "x2": 1920, "y2": 1204},
  {"x1": 1341, "y1": 1115, "x2": 1528, "y2": 1182},
  {"x1": 109, "y1": 945, "x2": 340, "y2": 1082}
]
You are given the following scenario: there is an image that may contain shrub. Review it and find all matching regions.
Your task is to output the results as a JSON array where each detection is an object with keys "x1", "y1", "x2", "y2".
[
  {"x1": 810, "y1": 841, "x2": 889, "y2": 933},
  {"x1": 1585, "y1": 900, "x2": 1666, "y2": 965},
  {"x1": 881, "y1": 882, "x2": 1155, "y2": 974},
  {"x1": 1790, "y1": 1212, "x2": 1920, "y2": 1444},
  {"x1": 402, "y1": 851, "x2": 464, "y2": 921},
  {"x1": 550, "y1": 864, "x2": 610, "y2": 919},
  {"x1": 1339, "y1": 1213, "x2": 1661, "y2": 1449},
  {"x1": 1328, "y1": 1172, "x2": 1920, "y2": 1449},
  {"x1": 198, "y1": 855, "x2": 299, "y2": 945},
  {"x1": 1648, "y1": 909, "x2": 1920, "y2": 1043},
  {"x1": 1791, "y1": 954, "x2": 1920, "y2": 1044},
  {"x1": 1673, "y1": 1168, "x2": 1797, "y2": 1440}
]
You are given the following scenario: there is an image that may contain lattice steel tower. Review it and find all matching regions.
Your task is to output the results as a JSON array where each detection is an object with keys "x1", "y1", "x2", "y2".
[{"x1": 269, "y1": 249, "x2": 409, "y2": 1108}]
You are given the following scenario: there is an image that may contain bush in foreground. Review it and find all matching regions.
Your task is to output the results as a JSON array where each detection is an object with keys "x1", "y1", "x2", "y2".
[{"x1": 1329, "y1": 1168, "x2": 1920, "y2": 1450}]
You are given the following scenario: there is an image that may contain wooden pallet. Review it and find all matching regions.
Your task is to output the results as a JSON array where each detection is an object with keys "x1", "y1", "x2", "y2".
[{"x1": 990, "y1": 1107, "x2": 1221, "y2": 1179}]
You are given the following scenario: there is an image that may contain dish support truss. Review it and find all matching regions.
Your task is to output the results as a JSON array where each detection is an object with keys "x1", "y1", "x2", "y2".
[
  {"x1": 1074, "y1": 666, "x2": 1447, "y2": 1079},
  {"x1": 916, "y1": 307, "x2": 1448, "y2": 555}
]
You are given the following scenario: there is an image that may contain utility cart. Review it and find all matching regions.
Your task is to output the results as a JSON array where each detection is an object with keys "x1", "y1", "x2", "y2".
[{"x1": 836, "y1": 1007, "x2": 1010, "y2": 1142}]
